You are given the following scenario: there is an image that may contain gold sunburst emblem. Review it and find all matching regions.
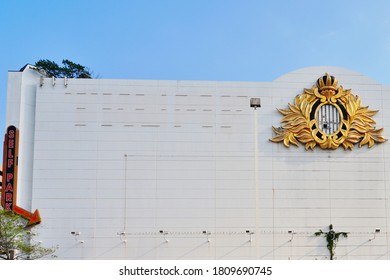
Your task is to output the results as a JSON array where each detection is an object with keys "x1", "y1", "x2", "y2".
[{"x1": 270, "y1": 73, "x2": 386, "y2": 150}]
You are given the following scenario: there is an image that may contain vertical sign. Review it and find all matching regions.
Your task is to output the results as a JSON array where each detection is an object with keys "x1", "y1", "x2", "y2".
[
  {"x1": 1, "y1": 125, "x2": 17, "y2": 211},
  {"x1": 1, "y1": 125, "x2": 41, "y2": 226}
]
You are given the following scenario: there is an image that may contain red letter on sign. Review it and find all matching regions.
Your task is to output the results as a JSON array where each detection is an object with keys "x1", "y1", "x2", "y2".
[
  {"x1": 8, "y1": 139, "x2": 14, "y2": 149},
  {"x1": 5, "y1": 183, "x2": 13, "y2": 192},
  {"x1": 6, "y1": 173, "x2": 13, "y2": 182},
  {"x1": 8, "y1": 148, "x2": 14, "y2": 158},
  {"x1": 5, "y1": 193, "x2": 13, "y2": 202}
]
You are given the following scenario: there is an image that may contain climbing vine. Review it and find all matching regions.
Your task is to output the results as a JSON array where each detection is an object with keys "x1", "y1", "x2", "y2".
[{"x1": 314, "y1": 224, "x2": 348, "y2": 260}]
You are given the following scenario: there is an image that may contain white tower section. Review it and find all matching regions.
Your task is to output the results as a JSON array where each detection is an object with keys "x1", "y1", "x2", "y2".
[{"x1": 5, "y1": 65, "x2": 42, "y2": 211}]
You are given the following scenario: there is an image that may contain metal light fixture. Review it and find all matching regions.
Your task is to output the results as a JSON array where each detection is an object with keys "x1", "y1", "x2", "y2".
[
  {"x1": 117, "y1": 231, "x2": 127, "y2": 243},
  {"x1": 369, "y1": 228, "x2": 380, "y2": 241},
  {"x1": 202, "y1": 231, "x2": 211, "y2": 242},
  {"x1": 71, "y1": 231, "x2": 84, "y2": 243},
  {"x1": 246, "y1": 230, "x2": 255, "y2": 242},
  {"x1": 250, "y1": 98, "x2": 261, "y2": 109},
  {"x1": 159, "y1": 230, "x2": 169, "y2": 243},
  {"x1": 288, "y1": 230, "x2": 294, "y2": 242}
]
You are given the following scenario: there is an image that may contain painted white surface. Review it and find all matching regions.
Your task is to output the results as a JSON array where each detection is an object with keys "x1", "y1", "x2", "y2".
[{"x1": 6, "y1": 66, "x2": 390, "y2": 259}]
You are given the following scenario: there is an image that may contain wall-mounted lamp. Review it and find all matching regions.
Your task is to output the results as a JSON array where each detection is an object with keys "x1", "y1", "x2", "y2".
[
  {"x1": 202, "y1": 231, "x2": 211, "y2": 242},
  {"x1": 250, "y1": 98, "x2": 261, "y2": 110},
  {"x1": 159, "y1": 230, "x2": 169, "y2": 243},
  {"x1": 288, "y1": 230, "x2": 295, "y2": 242},
  {"x1": 369, "y1": 228, "x2": 380, "y2": 241},
  {"x1": 117, "y1": 231, "x2": 127, "y2": 243},
  {"x1": 246, "y1": 230, "x2": 255, "y2": 242},
  {"x1": 71, "y1": 231, "x2": 84, "y2": 243}
]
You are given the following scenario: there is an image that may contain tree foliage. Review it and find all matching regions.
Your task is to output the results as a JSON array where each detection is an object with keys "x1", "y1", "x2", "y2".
[
  {"x1": 34, "y1": 59, "x2": 92, "y2": 78},
  {"x1": 0, "y1": 209, "x2": 56, "y2": 260}
]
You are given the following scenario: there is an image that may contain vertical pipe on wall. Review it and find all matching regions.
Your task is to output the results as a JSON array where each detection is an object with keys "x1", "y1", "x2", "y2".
[{"x1": 254, "y1": 107, "x2": 260, "y2": 258}]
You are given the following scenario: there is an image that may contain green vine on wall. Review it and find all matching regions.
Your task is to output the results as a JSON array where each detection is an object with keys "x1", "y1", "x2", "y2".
[{"x1": 314, "y1": 224, "x2": 348, "y2": 260}]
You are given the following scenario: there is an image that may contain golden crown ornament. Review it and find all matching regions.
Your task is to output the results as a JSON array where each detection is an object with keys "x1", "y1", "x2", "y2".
[{"x1": 270, "y1": 73, "x2": 386, "y2": 150}]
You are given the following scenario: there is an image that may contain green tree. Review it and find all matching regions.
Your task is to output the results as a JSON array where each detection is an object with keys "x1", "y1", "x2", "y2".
[
  {"x1": 0, "y1": 209, "x2": 56, "y2": 260},
  {"x1": 34, "y1": 59, "x2": 92, "y2": 78}
]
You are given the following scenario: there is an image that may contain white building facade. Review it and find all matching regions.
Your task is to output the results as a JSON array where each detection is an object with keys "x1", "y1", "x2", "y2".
[{"x1": 5, "y1": 65, "x2": 390, "y2": 259}]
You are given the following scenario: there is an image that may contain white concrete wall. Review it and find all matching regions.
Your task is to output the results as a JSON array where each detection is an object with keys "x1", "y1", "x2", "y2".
[{"x1": 7, "y1": 66, "x2": 390, "y2": 259}]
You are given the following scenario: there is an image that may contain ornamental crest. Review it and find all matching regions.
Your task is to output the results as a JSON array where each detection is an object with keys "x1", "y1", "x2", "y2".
[{"x1": 270, "y1": 73, "x2": 386, "y2": 150}]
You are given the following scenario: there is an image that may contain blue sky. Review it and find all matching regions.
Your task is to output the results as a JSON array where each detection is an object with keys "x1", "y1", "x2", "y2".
[{"x1": 1, "y1": 0, "x2": 390, "y2": 131}]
